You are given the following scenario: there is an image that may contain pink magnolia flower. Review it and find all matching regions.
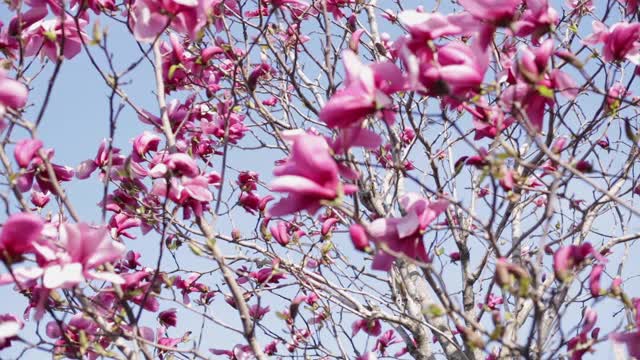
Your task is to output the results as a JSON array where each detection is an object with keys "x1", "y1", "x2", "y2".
[
  {"x1": 132, "y1": 131, "x2": 161, "y2": 161},
  {"x1": 151, "y1": 175, "x2": 213, "y2": 218},
  {"x1": 367, "y1": 193, "x2": 449, "y2": 271},
  {"x1": 76, "y1": 139, "x2": 125, "y2": 180},
  {"x1": 349, "y1": 223, "x2": 370, "y2": 251},
  {"x1": 16, "y1": 148, "x2": 74, "y2": 195},
  {"x1": 374, "y1": 329, "x2": 401, "y2": 355},
  {"x1": 159, "y1": 308, "x2": 178, "y2": 327},
  {"x1": 14, "y1": 139, "x2": 43, "y2": 169},
  {"x1": 0, "y1": 314, "x2": 23, "y2": 350},
  {"x1": 264, "y1": 340, "x2": 279, "y2": 355},
  {"x1": 237, "y1": 171, "x2": 259, "y2": 192},
  {"x1": 583, "y1": 21, "x2": 640, "y2": 64},
  {"x1": 501, "y1": 40, "x2": 577, "y2": 131},
  {"x1": 249, "y1": 267, "x2": 286, "y2": 285},
  {"x1": 248, "y1": 304, "x2": 270, "y2": 320},
  {"x1": 568, "y1": 308, "x2": 599, "y2": 360},
  {"x1": 605, "y1": 82, "x2": 631, "y2": 114},
  {"x1": 269, "y1": 221, "x2": 291, "y2": 246},
  {"x1": 70, "y1": 0, "x2": 116, "y2": 14},
  {"x1": 30, "y1": 188, "x2": 50, "y2": 208},
  {"x1": 319, "y1": 50, "x2": 404, "y2": 129},
  {"x1": 478, "y1": 293, "x2": 504, "y2": 310},
  {"x1": 458, "y1": 0, "x2": 520, "y2": 25},
  {"x1": 149, "y1": 152, "x2": 200, "y2": 178},
  {"x1": 268, "y1": 132, "x2": 357, "y2": 217},
  {"x1": 24, "y1": 17, "x2": 87, "y2": 61},
  {"x1": 0, "y1": 70, "x2": 28, "y2": 117},
  {"x1": 108, "y1": 213, "x2": 142, "y2": 239},
  {"x1": 210, "y1": 344, "x2": 253, "y2": 359},
  {"x1": 352, "y1": 318, "x2": 382, "y2": 337},
  {"x1": 512, "y1": 0, "x2": 559, "y2": 42},
  {"x1": 42, "y1": 223, "x2": 125, "y2": 288},
  {"x1": 553, "y1": 243, "x2": 606, "y2": 281},
  {"x1": 0, "y1": 212, "x2": 44, "y2": 259},
  {"x1": 129, "y1": 0, "x2": 213, "y2": 42},
  {"x1": 175, "y1": 273, "x2": 208, "y2": 304},
  {"x1": 589, "y1": 264, "x2": 604, "y2": 297},
  {"x1": 397, "y1": 10, "x2": 471, "y2": 42},
  {"x1": 465, "y1": 100, "x2": 514, "y2": 140},
  {"x1": 47, "y1": 314, "x2": 106, "y2": 359}
]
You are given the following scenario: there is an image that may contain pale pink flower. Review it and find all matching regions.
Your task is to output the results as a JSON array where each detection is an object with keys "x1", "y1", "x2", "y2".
[
  {"x1": 368, "y1": 193, "x2": 448, "y2": 271},
  {"x1": 319, "y1": 50, "x2": 404, "y2": 129},
  {"x1": 268, "y1": 132, "x2": 357, "y2": 216}
]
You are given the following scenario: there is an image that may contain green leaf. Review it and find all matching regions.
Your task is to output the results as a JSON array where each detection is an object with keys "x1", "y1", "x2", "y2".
[
  {"x1": 189, "y1": 243, "x2": 203, "y2": 256},
  {"x1": 537, "y1": 85, "x2": 554, "y2": 99},
  {"x1": 425, "y1": 304, "x2": 445, "y2": 317}
]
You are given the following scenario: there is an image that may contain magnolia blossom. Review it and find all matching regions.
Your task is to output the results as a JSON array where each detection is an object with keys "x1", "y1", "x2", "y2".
[
  {"x1": 0, "y1": 212, "x2": 44, "y2": 258},
  {"x1": 458, "y1": 0, "x2": 520, "y2": 24},
  {"x1": 24, "y1": 18, "x2": 87, "y2": 61},
  {"x1": 76, "y1": 139, "x2": 125, "y2": 179},
  {"x1": 553, "y1": 243, "x2": 606, "y2": 281},
  {"x1": 584, "y1": 21, "x2": 640, "y2": 64},
  {"x1": 0, "y1": 314, "x2": 23, "y2": 350},
  {"x1": 42, "y1": 223, "x2": 126, "y2": 288},
  {"x1": 0, "y1": 70, "x2": 28, "y2": 117},
  {"x1": 367, "y1": 193, "x2": 448, "y2": 271},
  {"x1": 129, "y1": 0, "x2": 214, "y2": 42},
  {"x1": 319, "y1": 50, "x2": 404, "y2": 129},
  {"x1": 268, "y1": 132, "x2": 357, "y2": 217}
]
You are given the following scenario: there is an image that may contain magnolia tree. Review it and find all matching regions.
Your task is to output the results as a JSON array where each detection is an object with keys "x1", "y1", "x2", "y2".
[{"x1": 0, "y1": 0, "x2": 640, "y2": 358}]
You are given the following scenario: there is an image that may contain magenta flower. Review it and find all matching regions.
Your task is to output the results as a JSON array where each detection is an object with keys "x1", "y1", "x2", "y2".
[
  {"x1": 158, "y1": 308, "x2": 178, "y2": 327},
  {"x1": 352, "y1": 318, "x2": 382, "y2": 337},
  {"x1": 374, "y1": 329, "x2": 401, "y2": 355},
  {"x1": 413, "y1": 40, "x2": 489, "y2": 100},
  {"x1": 0, "y1": 212, "x2": 44, "y2": 259},
  {"x1": 152, "y1": 175, "x2": 213, "y2": 218},
  {"x1": 397, "y1": 10, "x2": 470, "y2": 42},
  {"x1": 248, "y1": 304, "x2": 270, "y2": 320},
  {"x1": 605, "y1": 82, "x2": 631, "y2": 114},
  {"x1": 458, "y1": 0, "x2": 520, "y2": 24},
  {"x1": 589, "y1": 264, "x2": 604, "y2": 297},
  {"x1": 132, "y1": 131, "x2": 161, "y2": 161},
  {"x1": 347, "y1": 223, "x2": 370, "y2": 253},
  {"x1": 465, "y1": 100, "x2": 514, "y2": 140},
  {"x1": 16, "y1": 148, "x2": 74, "y2": 195},
  {"x1": 42, "y1": 223, "x2": 125, "y2": 288},
  {"x1": 149, "y1": 152, "x2": 200, "y2": 178},
  {"x1": 30, "y1": 188, "x2": 50, "y2": 208},
  {"x1": 268, "y1": 132, "x2": 357, "y2": 217},
  {"x1": 584, "y1": 21, "x2": 640, "y2": 64},
  {"x1": 263, "y1": 340, "x2": 279, "y2": 355},
  {"x1": 367, "y1": 193, "x2": 448, "y2": 271},
  {"x1": 567, "y1": 307, "x2": 599, "y2": 359},
  {"x1": 0, "y1": 70, "x2": 28, "y2": 116},
  {"x1": 108, "y1": 213, "x2": 142, "y2": 239},
  {"x1": 24, "y1": 18, "x2": 87, "y2": 61},
  {"x1": 14, "y1": 139, "x2": 43, "y2": 169},
  {"x1": 319, "y1": 50, "x2": 404, "y2": 129},
  {"x1": 76, "y1": 139, "x2": 125, "y2": 180},
  {"x1": 0, "y1": 314, "x2": 23, "y2": 350},
  {"x1": 512, "y1": 0, "x2": 559, "y2": 42},
  {"x1": 269, "y1": 221, "x2": 291, "y2": 246},
  {"x1": 129, "y1": 0, "x2": 213, "y2": 42},
  {"x1": 553, "y1": 243, "x2": 606, "y2": 281}
]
